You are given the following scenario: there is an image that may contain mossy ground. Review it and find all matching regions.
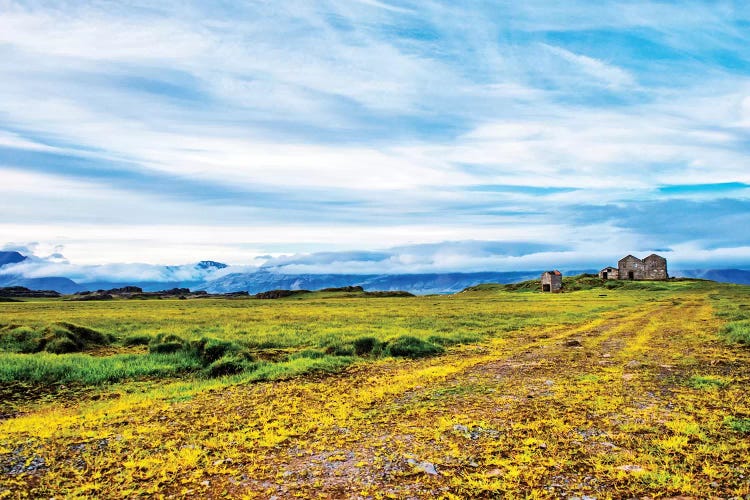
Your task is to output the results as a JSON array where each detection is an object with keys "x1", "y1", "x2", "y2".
[{"x1": 1, "y1": 281, "x2": 749, "y2": 498}]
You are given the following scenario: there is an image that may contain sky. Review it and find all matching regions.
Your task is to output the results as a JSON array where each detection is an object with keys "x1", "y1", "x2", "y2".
[{"x1": 1, "y1": 0, "x2": 750, "y2": 275}]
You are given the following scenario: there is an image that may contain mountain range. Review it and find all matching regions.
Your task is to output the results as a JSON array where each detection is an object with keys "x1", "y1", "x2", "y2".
[{"x1": 2, "y1": 251, "x2": 750, "y2": 294}]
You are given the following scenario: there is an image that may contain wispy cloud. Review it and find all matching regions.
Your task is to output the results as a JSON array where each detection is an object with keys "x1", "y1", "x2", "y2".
[{"x1": 540, "y1": 44, "x2": 637, "y2": 88}]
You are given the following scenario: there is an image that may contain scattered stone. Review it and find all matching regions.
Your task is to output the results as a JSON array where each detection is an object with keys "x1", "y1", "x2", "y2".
[
  {"x1": 578, "y1": 428, "x2": 608, "y2": 439},
  {"x1": 622, "y1": 373, "x2": 635, "y2": 381},
  {"x1": 406, "y1": 458, "x2": 438, "y2": 476},
  {"x1": 453, "y1": 424, "x2": 500, "y2": 440},
  {"x1": 485, "y1": 468, "x2": 502, "y2": 477},
  {"x1": 626, "y1": 360, "x2": 642, "y2": 369},
  {"x1": 564, "y1": 339, "x2": 582, "y2": 347},
  {"x1": 616, "y1": 464, "x2": 644, "y2": 473},
  {"x1": 1, "y1": 448, "x2": 47, "y2": 475},
  {"x1": 544, "y1": 380, "x2": 554, "y2": 386},
  {"x1": 602, "y1": 353, "x2": 612, "y2": 358}
]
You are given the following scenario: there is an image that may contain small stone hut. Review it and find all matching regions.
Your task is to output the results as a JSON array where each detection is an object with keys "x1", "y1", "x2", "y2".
[
  {"x1": 598, "y1": 266, "x2": 619, "y2": 280},
  {"x1": 541, "y1": 270, "x2": 563, "y2": 292},
  {"x1": 600, "y1": 254, "x2": 668, "y2": 280}
]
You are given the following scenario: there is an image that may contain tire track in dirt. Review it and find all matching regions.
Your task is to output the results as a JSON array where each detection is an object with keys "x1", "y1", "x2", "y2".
[
  {"x1": 286, "y1": 299, "x2": 723, "y2": 498},
  {"x1": 224, "y1": 302, "x2": 678, "y2": 498}
]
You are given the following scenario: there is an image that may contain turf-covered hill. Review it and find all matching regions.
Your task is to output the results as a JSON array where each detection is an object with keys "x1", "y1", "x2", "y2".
[
  {"x1": 254, "y1": 286, "x2": 414, "y2": 299},
  {"x1": 0, "y1": 322, "x2": 114, "y2": 354},
  {"x1": 460, "y1": 273, "x2": 710, "y2": 293}
]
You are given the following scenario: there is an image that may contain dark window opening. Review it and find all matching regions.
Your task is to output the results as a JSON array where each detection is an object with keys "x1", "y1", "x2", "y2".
[
  {"x1": 628, "y1": 271, "x2": 634, "y2": 280},
  {"x1": 602, "y1": 272, "x2": 608, "y2": 279},
  {"x1": 543, "y1": 284, "x2": 551, "y2": 292}
]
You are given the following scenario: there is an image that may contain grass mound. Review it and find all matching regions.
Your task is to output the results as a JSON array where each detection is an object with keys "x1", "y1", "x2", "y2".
[
  {"x1": 353, "y1": 336, "x2": 379, "y2": 356},
  {"x1": 0, "y1": 323, "x2": 114, "y2": 354},
  {"x1": 721, "y1": 320, "x2": 750, "y2": 345},
  {"x1": 147, "y1": 334, "x2": 262, "y2": 379},
  {"x1": 122, "y1": 334, "x2": 152, "y2": 346},
  {"x1": 289, "y1": 349, "x2": 327, "y2": 360},
  {"x1": 385, "y1": 335, "x2": 444, "y2": 358},
  {"x1": 149, "y1": 341, "x2": 184, "y2": 354},
  {"x1": 205, "y1": 355, "x2": 257, "y2": 378}
]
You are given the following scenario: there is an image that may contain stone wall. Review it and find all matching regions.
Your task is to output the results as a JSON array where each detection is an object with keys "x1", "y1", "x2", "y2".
[
  {"x1": 599, "y1": 267, "x2": 619, "y2": 280},
  {"x1": 618, "y1": 255, "x2": 645, "y2": 280},
  {"x1": 643, "y1": 254, "x2": 668, "y2": 279},
  {"x1": 617, "y1": 254, "x2": 667, "y2": 280},
  {"x1": 541, "y1": 272, "x2": 563, "y2": 292}
]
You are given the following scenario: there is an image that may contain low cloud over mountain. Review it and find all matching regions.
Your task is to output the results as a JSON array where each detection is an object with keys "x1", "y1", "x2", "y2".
[{"x1": 3, "y1": 243, "x2": 750, "y2": 295}]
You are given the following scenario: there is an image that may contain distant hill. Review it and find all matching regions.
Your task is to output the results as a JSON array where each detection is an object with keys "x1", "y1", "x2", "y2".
[
  {"x1": 672, "y1": 269, "x2": 750, "y2": 285},
  {"x1": 201, "y1": 270, "x2": 547, "y2": 295},
  {"x1": 0, "y1": 253, "x2": 226, "y2": 293},
  {"x1": 73, "y1": 281, "x2": 206, "y2": 293},
  {"x1": 0, "y1": 275, "x2": 82, "y2": 294},
  {"x1": 2, "y1": 247, "x2": 750, "y2": 294}
]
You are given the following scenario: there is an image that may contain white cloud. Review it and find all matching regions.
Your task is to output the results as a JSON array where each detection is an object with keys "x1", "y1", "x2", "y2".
[
  {"x1": 541, "y1": 44, "x2": 636, "y2": 88},
  {"x1": 740, "y1": 96, "x2": 750, "y2": 127},
  {"x1": 353, "y1": 0, "x2": 414, "y2": 14}
]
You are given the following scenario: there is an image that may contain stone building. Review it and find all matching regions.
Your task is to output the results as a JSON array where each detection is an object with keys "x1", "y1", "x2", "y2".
[
  {"x1": 598, "y1": 266, "x2": 619, "y2": 280},
  {"x1": 618, "y1": 255, "x2": 645, "y2": 280},
  {"x1": 600, "y1": 254, "x2": 668, "y2": 280},
  {"x1": 541, "y1": 270, "x2": 563, "y2": 292},
  {"x1": 642, "y1": 254, "x2": 668, "y2": 280}
]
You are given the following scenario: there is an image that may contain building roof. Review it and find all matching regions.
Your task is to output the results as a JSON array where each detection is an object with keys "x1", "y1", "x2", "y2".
[
  {"x1": 618, "y1": 254, "x2": 641, "y2": 263},
  {"x1": 542, "y1": 270, "x2": 562, "y2": 276},
  {"x1": 644, "y1": 253, "x2": 666, "y2": 261}
]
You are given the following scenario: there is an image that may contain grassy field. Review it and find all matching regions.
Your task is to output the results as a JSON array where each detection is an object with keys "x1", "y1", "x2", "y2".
[{"x1": 1, "y1": 278, "x2": 749, "y2": 498}]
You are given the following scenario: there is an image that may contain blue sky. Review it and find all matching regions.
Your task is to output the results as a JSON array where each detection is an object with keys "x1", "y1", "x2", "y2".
[{"x1": 1, "y1": 0, "x2": 750, "y2": 273}]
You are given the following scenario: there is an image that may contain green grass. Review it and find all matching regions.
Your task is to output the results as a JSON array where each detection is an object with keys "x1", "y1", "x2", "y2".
[
  {"x1": 384, "y1": 335, "x2": 444, "y2": 358},
  {"x1": 0, "y1": 278, "x2": 732, "y2": 388},
  {"x1": 721, "y1": 320, "x2": 750, "y2": 345},
  {"x1": 0, "y1": 322, "x2": 114, "y2": 354},
  {"x1": 707, "y1": 285, "x2": 750, "y2": 346},
  {"x1": 686, "y1": 375, "x2": 728, "y2": 390},
  {"x1": 0, "y1": 351, "x2": 203, "y2": 385},
  {"x1": 724, "y1": 416, "x2": 750, "y2": 433}
]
